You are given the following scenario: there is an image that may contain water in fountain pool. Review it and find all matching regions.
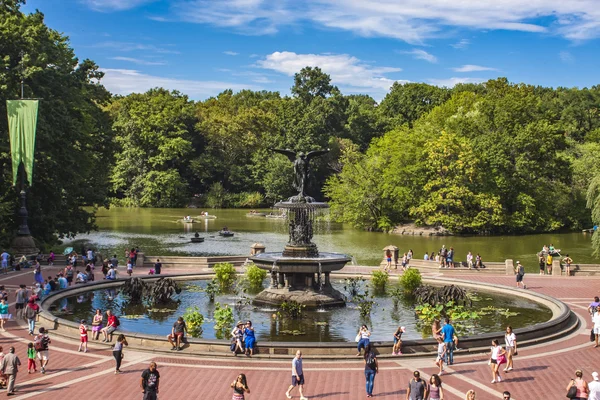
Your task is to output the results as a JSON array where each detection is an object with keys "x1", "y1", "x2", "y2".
[{"x1": 56, "y1": 279, "x2": 552, "y2": 342}]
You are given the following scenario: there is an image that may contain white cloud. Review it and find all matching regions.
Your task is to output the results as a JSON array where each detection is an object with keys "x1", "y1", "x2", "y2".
[
  {"x1": 401, "y1": 49, "x2": 438, "y2": 63},
  {"x1": 256, "y1": 51, "x2": 403, "y2": 93},
  {"x1": 223, "y1": 51, "x2": 239, "y2": 56},
  {"x1": 94, "y1": 41, "x2": 180, "y2": 54},
  {"x1": 451, "y1": 39, "x2": 470, "y2": 49},
  {"x1": 84, "y1": 0, "x2": 154, "y2": 11},
  {"x1": 172, "y1": 0, "x2": 600, "y2": 42},
  {"x1": 110, "y1": 57, "x2": 167, "y2": 66},
  {"x1": 559, "y1": 51, "x2": 575, "y2": 63},
  {"x1": 428, "y1": 77, "x2": 485, "y2": 87},
  {"x1": 99, "y1": 69, "x2": 258, "y2": 99},
  {"x1": 452, "y1": 64, "x2": 497, "y2": 72}
]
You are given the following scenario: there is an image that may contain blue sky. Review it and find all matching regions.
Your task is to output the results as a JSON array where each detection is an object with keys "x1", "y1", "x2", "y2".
[{"x1": 23, "y1": 0, "x2": 600, "y2": 100}]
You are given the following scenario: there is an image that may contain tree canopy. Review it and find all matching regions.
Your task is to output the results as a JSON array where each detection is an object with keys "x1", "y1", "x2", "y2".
[{"x1": 3, "y1": 0, "x2": 600, "y2": 249}]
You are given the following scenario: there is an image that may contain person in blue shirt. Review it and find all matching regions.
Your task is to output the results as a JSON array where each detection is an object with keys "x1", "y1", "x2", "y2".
[{"x1": 439, "y1": 318, "x2": 456, "y2": 365}]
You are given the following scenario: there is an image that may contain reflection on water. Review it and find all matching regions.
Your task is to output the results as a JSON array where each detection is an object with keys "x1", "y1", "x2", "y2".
[
  {"x1": 66, "y1": 208, "x2": 598, "y2": 273},
  {"x1": 55, "y1": 280, "x2": 552, "y2": 342}
]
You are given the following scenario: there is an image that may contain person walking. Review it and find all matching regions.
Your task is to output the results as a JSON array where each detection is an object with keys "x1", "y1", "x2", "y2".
[
  {"x1": 25, "y1": 299, "x2": 39, "y2": 335},
  {"x1": 140, "y1": 361, "x2": 160, "y2": 400},
  {"x1": 489, "y1": 339, "x2": 506, "y2": 383},
  {"x1": 0, "y1": 298, "x2": 9, "y2": 331},
  {"x1": 34, "y1": 327, "x2": 50, "y2": 374},
  {"x1": 167, "y1": 316, "x2": 187, "y2": 351},
  {"x1": 363, "y1": 344, "x2": 378, "y2": 398},
  {"x1": 231, "y1": 373, "x2": 250, "y2": 400},
  {"x1": 113, "y1": 334, "x2": 128, "y2": 374},
  {"x1": 593, "y1": 307, "x2": 600, "y2": 348},
  {"x1": 514, "y1": 261, "x2": 526, "y2": 289},
  {"x1": 439, "y1": 318, "x2": 455, "y2": 365},
  {"x1": 1, "y1": 347, "x2": 20, "y2": 396},
  {"x1": 15, "y1": 285, "x2": 27, "y2": 320},
  {"x1": 428, "y1": 374, "x2": 444, "y2": 400},
  {"x1": 285, "y1": 350, "x2": 308, "y2": 400},
  {"x1": 91, "y1": 309, "x2": 103, "y2": 340},
  {"x1": 392, "y1": 326, "x2": 405, "y2": 355},
  {"x1": 406, "y1": 370, "x2": 428, "y2": 400},
  {"x1": 384, "y1": 249, "x2": 392, "y2": 272},
  {"x1": 26, "y1": 343, "x2": 36, "y2": 374},
  {"x1": 588, "y1": 372, "x2": 600, "y2": 400},
  {"x1": 504, "y1": 326, "x2": 517, "y2": 371},
  {"x1": 566, "y1": 370, "x2": 589, "y2": 400},
  {"x1": 356, "y1": 324, "x2": 371, "y2": 356},
  {"x1": 465, "y1": 390, "x2": 476, "y2": 400},
  {"x1": 435, "y1": 336, "x2": 446, "y2": 375},
  {"x1": 78, "y1": 319, "x2": 89, "y2": 353}
]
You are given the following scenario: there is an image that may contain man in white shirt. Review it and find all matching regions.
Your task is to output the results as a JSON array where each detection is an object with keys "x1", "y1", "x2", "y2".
[
  {"x1": 589, "y1": 372, "x2": 600, "y2": 400},
  {"x1": 593, "y1": 311, "x2": 600, "y2": 348}
]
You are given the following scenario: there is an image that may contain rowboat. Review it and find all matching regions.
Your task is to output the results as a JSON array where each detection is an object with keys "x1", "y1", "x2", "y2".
[{"x1": 219, "y1": 231, "x2": 234, "y2": 237}]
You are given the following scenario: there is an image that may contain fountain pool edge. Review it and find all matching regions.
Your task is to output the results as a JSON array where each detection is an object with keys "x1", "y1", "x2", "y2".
[{"x1": 39, "y1": 273, "x2": 577, "y2": 359}]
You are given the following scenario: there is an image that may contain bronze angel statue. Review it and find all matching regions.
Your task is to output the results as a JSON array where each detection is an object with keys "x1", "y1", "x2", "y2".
[{"x1": 270, "y1": 148, "x2": 329, "y2": 197}]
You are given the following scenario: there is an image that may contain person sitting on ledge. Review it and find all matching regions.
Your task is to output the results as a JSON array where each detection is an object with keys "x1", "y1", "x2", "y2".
[{"x1": 167, "y1": 317, "x2": 187, "y2": 351}]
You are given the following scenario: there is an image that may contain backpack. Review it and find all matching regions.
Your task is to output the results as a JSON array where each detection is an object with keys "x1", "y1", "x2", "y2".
[
  {"x1": 34, "y1": 335, "x2": 47, "y2": 351},
  {"x1": 66, "y1": 267, "x2": 73, "y2": 277}
]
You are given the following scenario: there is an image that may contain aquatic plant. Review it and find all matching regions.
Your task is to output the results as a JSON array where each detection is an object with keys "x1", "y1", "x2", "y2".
[
  {"x1": 244, "y1": 263, "x2": 267, "y2": 291},
  {"x1": 183, "y1": 306, "x2": 204, "y2": 337},
  {"x1": 343, "y1": 276, "x2": 367, "y2": 298},
  {"x1": 213, "y1": 262, "x2": 237, "y2": 291},
  {"x1": 370, "y1": 270, "x2": 389, "y2": 293},
  {"x1": 400, "y1": 268, "x2": 422, "y2": 294},
  {"x1": 278, "y1": 301, "x2": 305, "y2": 319}
]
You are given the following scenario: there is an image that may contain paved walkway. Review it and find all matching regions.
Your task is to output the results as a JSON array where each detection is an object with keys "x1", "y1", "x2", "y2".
[{"x1": 0, "y1": 265, "x2": 597, "y2": 399}]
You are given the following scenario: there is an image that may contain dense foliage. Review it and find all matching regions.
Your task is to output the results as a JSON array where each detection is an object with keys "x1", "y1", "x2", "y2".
[
  {"x1": 0, "y1": 0, "x2": 112, "y2": 247},
  {"x1": 3, "y1": 1, "x2": 600, "y2": 250}
]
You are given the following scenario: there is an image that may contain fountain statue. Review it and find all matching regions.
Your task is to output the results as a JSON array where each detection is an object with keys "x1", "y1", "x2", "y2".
[{"x1": 250, "y1": 148, "x2": 350, "y2": 308}]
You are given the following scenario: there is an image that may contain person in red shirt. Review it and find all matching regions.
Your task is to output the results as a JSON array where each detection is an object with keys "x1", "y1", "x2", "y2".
[
  {"x1": 78, "y1": 320, "x2": 88, "y2": 353},
  {"x1": 101, "y1": 310, "x2": 118, "y2": 343}
]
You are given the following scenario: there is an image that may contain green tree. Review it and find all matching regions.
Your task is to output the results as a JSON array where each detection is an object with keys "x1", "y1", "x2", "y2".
[
  {"x1": 379, "y1": 82, "x2": 451, "y2": 129},
  {"x1": 0, "y1": 0, "x2": 113, "y2": 246},
  {"x1": 108, "y1": 88, "x2": 195, "y2": 207},
  {"x1": 291, "y1": 66, "x2": 335, "y2": 103}
]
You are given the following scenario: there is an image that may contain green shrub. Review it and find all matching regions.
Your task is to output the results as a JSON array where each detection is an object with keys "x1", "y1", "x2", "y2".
[
  {"x1": 245, "y1": 264, "x2": 267, "y2": 290},
  {"x1": 213, "y1": 262, "x2": 236, "y2": 291},
  {"x1": 400, "y1": 268, "x2": 422, "y2": 294},
  {"x1": 183, "y1": 306, "x2": 204, "y2": 337},
  {"x1": 237, "y1": 192, "x2": 264, "y2": 208},
  {"x1": 213, "y1": 302, "x2": 234, "y2": 331},
  {"x1": 370, "y1": 270, "x2": 388, "y2": 293}
]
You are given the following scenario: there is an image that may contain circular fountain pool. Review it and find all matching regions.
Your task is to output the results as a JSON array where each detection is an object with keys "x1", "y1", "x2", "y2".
[{"x1": 53, "y1": 278, "x2": 551, "y2": 342}]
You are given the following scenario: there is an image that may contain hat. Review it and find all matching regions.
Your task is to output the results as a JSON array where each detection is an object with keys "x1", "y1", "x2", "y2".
[
  {"x1": 400, "y1": 326, "x2": 406, "y2": 333},
  {"x1": 516, "y1": 261, "x2": 521, "y2": 264},
  {"x1": 237, "y1": 321, "x2": 244, "y2": 326},
  {"x1": 80, "y1": 319, "x2": 86, "y2": 324},
  {"x1": 593, "y1": 372, "x2": 599, "y2": 381}
]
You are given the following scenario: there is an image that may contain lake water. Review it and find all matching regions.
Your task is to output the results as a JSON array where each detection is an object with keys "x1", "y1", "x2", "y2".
[{"x1": 65, "y1": 208, "x2": 598, "y2": 273}]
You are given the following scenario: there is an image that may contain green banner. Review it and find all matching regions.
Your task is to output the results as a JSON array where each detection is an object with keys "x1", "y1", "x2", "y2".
[{"x1": 7, "y1": 100, "x2": 39, "y2": 186}]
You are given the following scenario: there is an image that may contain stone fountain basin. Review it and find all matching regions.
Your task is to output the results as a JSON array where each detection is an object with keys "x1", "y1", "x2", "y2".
[{"x1": 250, "y1": 252, "x2": 351, "y2": 273}]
